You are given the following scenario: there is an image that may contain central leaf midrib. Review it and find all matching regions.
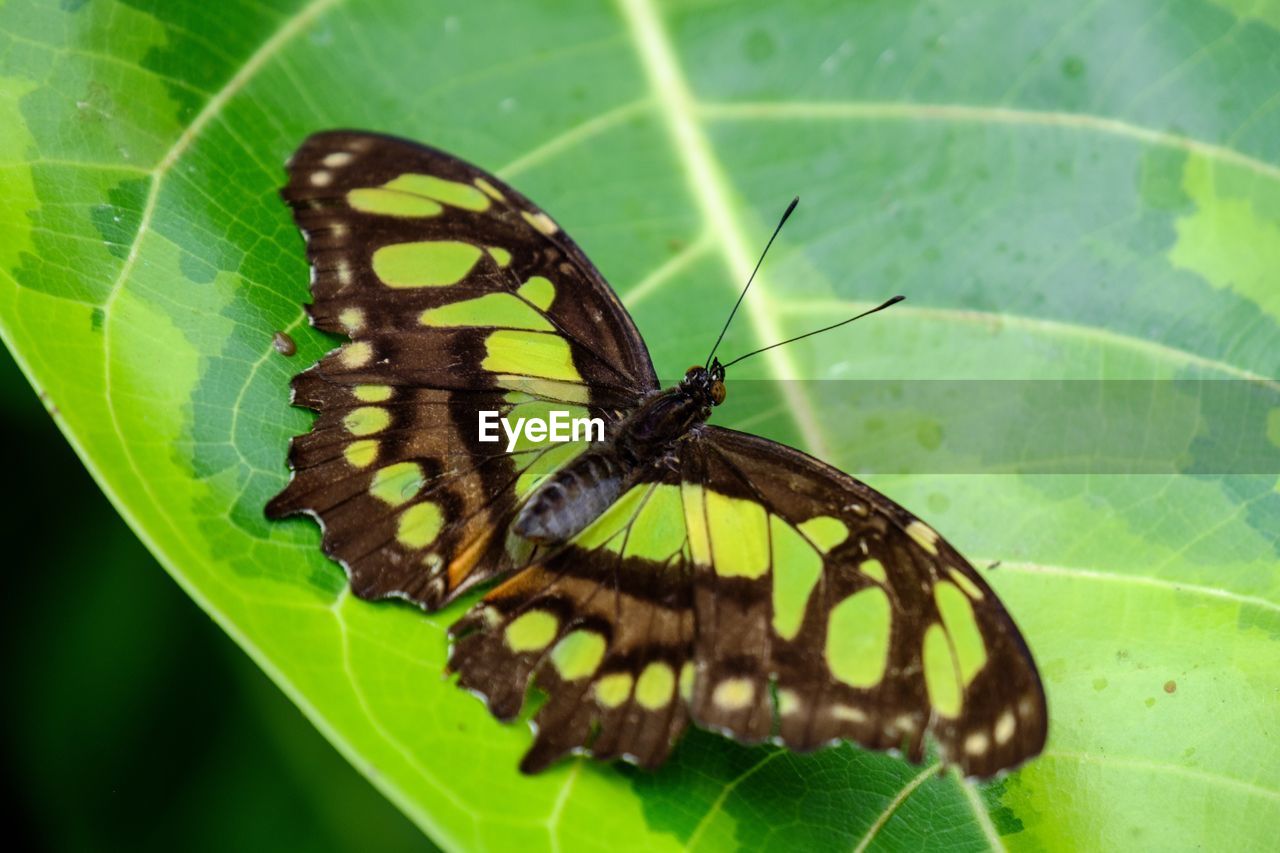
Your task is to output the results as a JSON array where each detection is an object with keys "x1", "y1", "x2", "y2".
[
  {"x1": 615, "y1": 2, "x2": 1001, "y2": 849},
  {"x1": 616, "y1": 0, "x2": 832, "y2": 458}
]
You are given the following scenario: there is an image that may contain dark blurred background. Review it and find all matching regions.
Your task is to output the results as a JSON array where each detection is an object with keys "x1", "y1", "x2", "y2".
[{"x1": 0, "y1": 349, "x2": 427, "y2": 851}]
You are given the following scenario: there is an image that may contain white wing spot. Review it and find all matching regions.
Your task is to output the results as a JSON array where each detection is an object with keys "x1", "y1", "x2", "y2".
[
  {"x1": 323, "y1": 151, "x2": 354, "y2": 168},
  {"x1": 776, "y1": 688, "x2": 802, "y2": 716},
  {"x1": 831, "y1": 704, "x2": 867, "y2": 724},
  {"x1": 339, "y1": 341, "x2": 372, "y2": 368},
  {"x1": 311, "y1": 170, "x2": 333, "y2": 187},
  {"x1": 336, "y1": 260, "x2": 354, "y2": 287},
  {"x1": 995, "y1": 710, "x2": 1016, "y2": 745},
  {"x1": 905, "y1": 520, "x2": 939, "y2": 555},
  {"x1": 521, "y1": 210, "x2": 559, "y2": 235},
  {"x1": 964, "y1": 731, "x2": 990, "y2": 755},
  {"x1": 712, "y1": 678, "x2": 755, "y2": 711},
  {"x1": 338, "y1": 307, "x2": 365, "y2": 333}
]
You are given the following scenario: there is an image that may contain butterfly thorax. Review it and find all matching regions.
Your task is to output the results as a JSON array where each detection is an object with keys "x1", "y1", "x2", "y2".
[{"x1": 512, "y1": 365, "x2": 725, "y2": 545}]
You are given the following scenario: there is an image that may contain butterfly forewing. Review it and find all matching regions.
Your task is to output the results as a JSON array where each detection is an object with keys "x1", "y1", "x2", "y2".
[
  {"x1": 281, "y1": 130, "x2": 657, "y2": 400},
  {"x1": 267, "y1": 131, "x2": 657, "y2": 607}
]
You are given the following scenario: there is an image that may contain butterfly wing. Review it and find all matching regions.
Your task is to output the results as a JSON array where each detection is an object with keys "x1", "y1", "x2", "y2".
[
  {"x1": 683, "y1": 426, "x2": 1047, "y2": 778},
  {"x1": 449, "y1": 461, "x2": 696, "y2": 772},
  {"x1": 448, "y1": 426, "x2": 1046, "y2": 777},
  {"x1": 267, "y1": 131, "x2": 658, "y2": 607}
]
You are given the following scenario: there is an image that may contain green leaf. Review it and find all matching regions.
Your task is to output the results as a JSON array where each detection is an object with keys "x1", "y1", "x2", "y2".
[{"x1": 3, "y1": 0, "x2": 1279, "y2": 849}]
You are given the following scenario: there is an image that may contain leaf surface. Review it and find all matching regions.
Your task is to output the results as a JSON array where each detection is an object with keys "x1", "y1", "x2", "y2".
[{"x1": 2, "y1": 0, "x2": 1278, "y2": 849}]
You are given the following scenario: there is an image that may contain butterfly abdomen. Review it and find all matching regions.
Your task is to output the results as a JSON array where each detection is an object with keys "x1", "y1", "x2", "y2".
[
  {"x1": 513, "y1": 384, "x2": 712, "y2": 545},
  {"x1": 513, "y1": 450, "x2": 627, "y2": 544}
]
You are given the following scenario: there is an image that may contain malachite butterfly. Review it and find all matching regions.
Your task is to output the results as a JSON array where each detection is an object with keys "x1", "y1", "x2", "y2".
[{"x1": 267, "y1": 130, "x2": 1047, "y2": 777}]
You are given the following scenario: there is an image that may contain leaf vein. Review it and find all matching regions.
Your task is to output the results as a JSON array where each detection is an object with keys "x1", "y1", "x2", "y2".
[
  {"x1": 777, "y1": 296, "x2": 1279, "y2": 387},
  {"x1": 851, "y1": 763, "x2": 940, "y2": 853},
  {"x1": 989, "y1": 559, "x2": 1280, "y2": 614},
  {"x1": 699, "y1": 101, "x2": 1280, "y2": 184},
  {"x1": 957, "y1": 771, "x2": 1006, "y2": 853},
  {"x1": 1043, "y1": 750, "x2": 1280, "y2": 802},
  {"x1": 616, "y1": 0, "x2": 832, "y2": 458}
]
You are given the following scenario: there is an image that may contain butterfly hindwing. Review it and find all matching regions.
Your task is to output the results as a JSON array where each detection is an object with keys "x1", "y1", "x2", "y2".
[
  {"x1": 446, "y1": 427, "x2": 1046, "y2": 777},
  {"x1": 267, "y1": 131, "x2": 658, "y2": 606},
  {"x1": 684, "y1": 427, "x2": 1047, "y2": 777},
  {"x1": 449, "y1": 467, "x2": 696, "y2": 771}
]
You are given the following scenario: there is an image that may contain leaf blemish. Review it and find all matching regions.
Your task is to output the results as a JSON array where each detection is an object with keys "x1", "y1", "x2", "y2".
[{"x1": 273, "y1": 331, "x2": 297, "y2": 357}]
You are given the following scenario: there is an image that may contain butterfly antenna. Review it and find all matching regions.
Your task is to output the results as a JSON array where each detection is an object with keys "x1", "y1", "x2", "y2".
[
  {"x1": 705, "y1": 196, "x2": 800, "y2": 368},
  {"x1": 720, "y1": 295, "x2": 905, "y2": 368}
]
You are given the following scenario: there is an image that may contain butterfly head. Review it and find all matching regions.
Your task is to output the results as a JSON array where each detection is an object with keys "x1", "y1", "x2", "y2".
[{"x1": 683, "y1": 360, "x2": 727, "y2": 407}]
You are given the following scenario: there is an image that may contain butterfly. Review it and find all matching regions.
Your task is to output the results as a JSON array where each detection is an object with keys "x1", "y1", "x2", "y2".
[{"x1": 266, "y1": 130, "x2": 1047, "y2": 778}]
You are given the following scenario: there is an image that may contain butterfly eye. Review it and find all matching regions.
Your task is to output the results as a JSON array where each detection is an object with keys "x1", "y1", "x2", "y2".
[{"x1": 710, "y1": 381, "x2": 726, "y2": 405}]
